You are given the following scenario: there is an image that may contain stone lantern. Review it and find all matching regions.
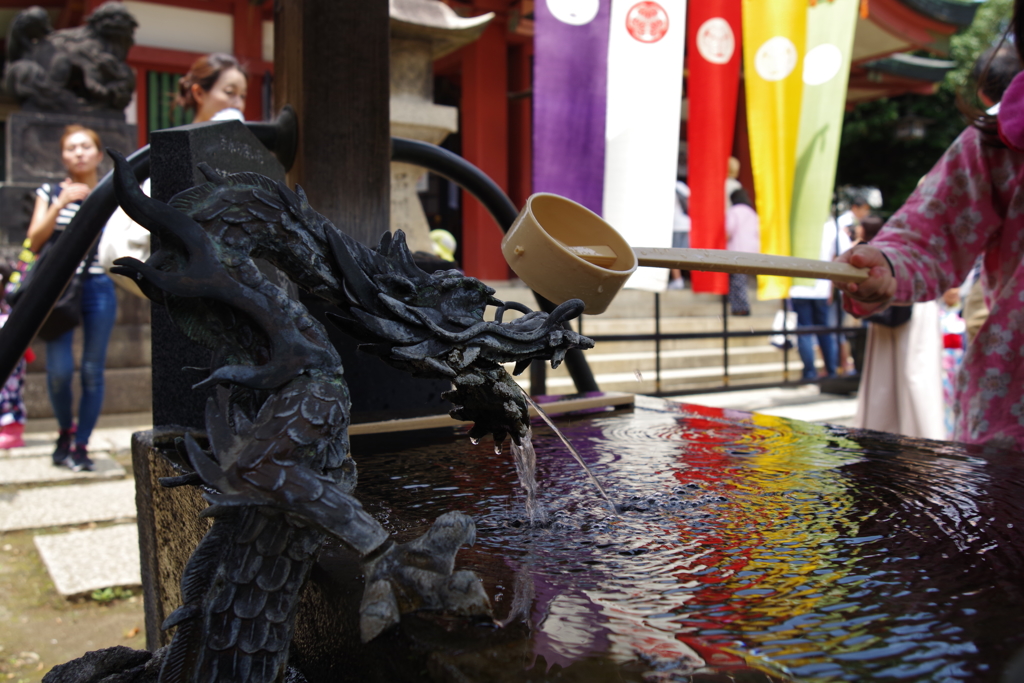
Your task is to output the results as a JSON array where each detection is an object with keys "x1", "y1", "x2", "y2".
[{"x1": 388, "y1": 0, "x2": 492, "y2": 254}]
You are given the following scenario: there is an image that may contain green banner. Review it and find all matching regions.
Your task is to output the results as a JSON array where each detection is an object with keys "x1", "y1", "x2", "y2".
[{"x1": 789, "y1": 0, "x2": 859, "y2": 285}]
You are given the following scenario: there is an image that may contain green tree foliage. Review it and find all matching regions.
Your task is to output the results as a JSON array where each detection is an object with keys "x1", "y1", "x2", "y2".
[
  {"x1": 837, "y1": 90, "x2": 963, "y2": 212},
  {"x1": 837, "y1": 0, "x2": 1012, "y2": 212},
  {"x1": 946, "y1": 0, "x2": 1013, "y2": 95}
]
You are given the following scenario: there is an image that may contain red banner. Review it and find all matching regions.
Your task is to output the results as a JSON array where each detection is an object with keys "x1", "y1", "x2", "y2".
[{"x1": 686, "y1": 1, "x2": 742, "y2": 294}]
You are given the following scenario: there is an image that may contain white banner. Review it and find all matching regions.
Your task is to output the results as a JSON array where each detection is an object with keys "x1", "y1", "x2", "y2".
[{"x1": 602, "y1": 0, "x2": 687, "y2": 292}]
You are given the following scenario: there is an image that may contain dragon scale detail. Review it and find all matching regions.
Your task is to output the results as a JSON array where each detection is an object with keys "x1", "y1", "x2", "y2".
[{"x1": 108, "y1": 152, "x2": 593, "y2": 683}]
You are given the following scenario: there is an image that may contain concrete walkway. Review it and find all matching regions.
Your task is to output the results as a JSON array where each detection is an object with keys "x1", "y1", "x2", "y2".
[{"x1": 1, "y1": 413, "x2": 150, "y2": 596}]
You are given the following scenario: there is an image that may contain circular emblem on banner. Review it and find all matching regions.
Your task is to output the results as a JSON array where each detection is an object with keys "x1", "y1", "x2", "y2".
[
  {"x1": 754, "y1": 36, "x2": 798, "y2": 81},
  {"x1": 802, "y1": 43, "x2": 843, "y2": 86},
  {"x1": 696, "y1": 18, "x2": 734, "y2": 65},
  {"x1": 547, "y1": 0, "x2": 599, "y2": 26},
  {"x1": 626, "y1": 1, "x2": 669, "y2": 44}
]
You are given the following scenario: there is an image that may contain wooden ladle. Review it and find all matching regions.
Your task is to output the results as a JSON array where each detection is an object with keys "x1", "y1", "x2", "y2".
[{"x1": 502, "y1": 193, "x2": 868, "y2": 315}]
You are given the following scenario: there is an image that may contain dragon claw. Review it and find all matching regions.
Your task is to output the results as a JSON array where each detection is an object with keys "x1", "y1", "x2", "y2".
[{"x1": 359, "y1": 512, "x2": 491, "y2": 642}]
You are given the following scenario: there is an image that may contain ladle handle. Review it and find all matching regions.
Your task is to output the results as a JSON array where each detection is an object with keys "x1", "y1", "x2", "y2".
[{"x1": 632, "y1": 247, "x2": 869, "y2": 284}]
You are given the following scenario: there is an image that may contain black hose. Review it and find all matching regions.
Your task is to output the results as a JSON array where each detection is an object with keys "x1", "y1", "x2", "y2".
[
  {"x1": 0, "y1": 147, "x2": 151, "y2": 384},
  {"x1": 0, "y1": 134, "x2": 599, "y2": 395},
  {"x1": 390, "y1": 137, "x2": 599, "y2": 393}
]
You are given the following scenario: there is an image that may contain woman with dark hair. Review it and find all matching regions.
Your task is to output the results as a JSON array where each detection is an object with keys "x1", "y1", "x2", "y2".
[
  {"x1": 835, "y1": 5, "x2": 1024, "y2": 449},
  {"x1": 176, "y1": 53, "x2": 248, "y2": 123},
  {"x1": 725, "y1": 188, "x2": 759, "y2": 315},
  {"x1": 27, "y1": 125, "x2": 116, "y2": 470}
]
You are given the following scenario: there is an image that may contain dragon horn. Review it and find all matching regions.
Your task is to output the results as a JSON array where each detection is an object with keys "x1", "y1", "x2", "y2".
[{"x1": 109, "y1": 149, "x2": 207, "y2": 246}]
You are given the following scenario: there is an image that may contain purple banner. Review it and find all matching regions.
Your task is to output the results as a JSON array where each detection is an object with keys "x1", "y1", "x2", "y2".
[{"x1": 532, "y1": 0, "x2": 611, "y2": 215}]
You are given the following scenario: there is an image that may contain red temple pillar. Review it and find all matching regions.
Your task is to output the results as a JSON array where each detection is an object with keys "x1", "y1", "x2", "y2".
[
  {"x1": 507, "y1": 40, "x2": 533, "y2": 211},
  {"x1": 459, "y1": 20, "x2": 511, "y2": 281},
  {"x1": 234, "y1": 1, "x2": 265, "y2": 122}
]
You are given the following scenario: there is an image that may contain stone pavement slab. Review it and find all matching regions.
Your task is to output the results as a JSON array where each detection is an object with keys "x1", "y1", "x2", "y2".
[
  {"x1": 3, "y1": 418, "x2": 150, "y2": 459},
  {"x1": 0, "y1": 480, "x2": 136, "y2": 532},
  {"x1": 0, "y1": 442, "x2": 58, "y2": 458},
  {"x1": 0, "y1": 454, "x2": 125, "y2": 485},
  {"x1": 34, "y1": 523, "x2": 141, "y2": 596}
]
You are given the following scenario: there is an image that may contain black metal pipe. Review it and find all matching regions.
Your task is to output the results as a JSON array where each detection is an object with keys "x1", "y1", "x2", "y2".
[
  {"x1": 390, "y1": 137, "x2": 519, "y2": 231},
  {"x1": 390, "y1": 136, "x2": 599, "y2": 394},
  {"x1": 0, "y1": 147, "x2": 151, "y2": 385},
  {"x1": 722, "y1": 294, "x2": 729, "y2": 386},
  {"x1": 654, "y1": 292, "x2": 661, "y2": 394}
]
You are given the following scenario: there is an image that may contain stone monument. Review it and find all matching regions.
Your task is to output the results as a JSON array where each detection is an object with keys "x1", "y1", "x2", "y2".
[
  {"x1": 0, "y1": 1, "x2": 139, "y2": 255},
  {"x1": 388, "y1": 0, "x2": 492, "y2": 255}
]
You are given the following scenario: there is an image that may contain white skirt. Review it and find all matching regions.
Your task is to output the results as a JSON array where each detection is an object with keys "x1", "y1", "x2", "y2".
[{"x1": 854, "y1": 301, "x2": 946, "y2": 440}]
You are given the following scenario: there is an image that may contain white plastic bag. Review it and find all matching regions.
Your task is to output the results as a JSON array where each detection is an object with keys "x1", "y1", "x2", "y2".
[
  {"x1": 770, "y1": 309, "x2": 798, "y2": 350},
  {"x1": 98, "y1": 178, "x2": 150, "y2": 298}
]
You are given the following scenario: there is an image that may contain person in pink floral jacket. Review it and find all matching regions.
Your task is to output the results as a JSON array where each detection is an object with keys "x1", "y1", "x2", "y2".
[{"x1": 836, "y1": 88, "x2": 1024, "y2": 448}]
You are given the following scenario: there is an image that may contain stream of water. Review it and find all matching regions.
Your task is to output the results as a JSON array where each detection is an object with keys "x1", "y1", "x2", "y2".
[{"x1": 510, "y1": 426, "x2": 547, "y2": 526}]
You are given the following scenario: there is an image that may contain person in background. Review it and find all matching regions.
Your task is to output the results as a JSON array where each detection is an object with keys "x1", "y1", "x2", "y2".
[
  {"x1": 725, "y1": 188, "x2": 759, "y2": 316},
  {"x1": 725, "y1": 156, "x2": 742, "y2": 209},
  {"x1": 430, "y1": 229, "x2": 457, "y2": 263},
  {"x1": 958, "y1": 46, "x2": 1021, "y2": 346},
  {"x1": 789, "y1": 195, "x2": 868, "y2": 379},
  {"x1": 940, "y1": 287, "x2": 967, "y2": 437},
  {"x1": 27, "y1": 125, "x2": 115, "y2": 470},
  {"x1": 0, "y1": 259, "x2": 34, "y2": 449},
  {"x1": 834, "y1": 1, "x2": 1024, "y2": 448},
  {"x1": 973, "y1": 43, "x2": 1021, "y2": 115},
  {"x1": 669, "y1": 146, "x2": 690, "y2": 290},
  {"x1": 847, "y1": 214, "x2": 884, "y2": 374},
  {"x1": 176, "y1": 53, "x2": 248, "y2": 123}
]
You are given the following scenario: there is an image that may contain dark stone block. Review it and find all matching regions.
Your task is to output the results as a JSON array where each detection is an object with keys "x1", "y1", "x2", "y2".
[
  {"x1": 304, "y1": 297, "x2": 452, "y2": 420},
  {"x1": 148, "y1": 119, "x2": 451, "y2": 428},
  {"x1": 6, "y1": 111, "x2": 137, "y2": 185},
  {"x1": 149, "y1": 120, "x2": 286, "y2": 430},
  {"x1": 131, "y1": 430, "x2": 210, "y2": 652}
]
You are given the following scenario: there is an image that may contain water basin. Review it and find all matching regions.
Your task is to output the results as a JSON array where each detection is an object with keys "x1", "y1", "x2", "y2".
[{"x1": 307, "y1": 396, "x2": 1024, "y2": 681}]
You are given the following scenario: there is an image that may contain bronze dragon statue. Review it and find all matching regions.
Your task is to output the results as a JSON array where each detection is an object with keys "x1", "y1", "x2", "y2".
[{"x1": 107, "y1": 152, "x2": 593, "y2": 683}]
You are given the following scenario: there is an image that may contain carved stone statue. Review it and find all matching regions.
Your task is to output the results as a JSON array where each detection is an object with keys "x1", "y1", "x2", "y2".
[
  {"x1": 72, "y1": 152, "x2": 593, "y2": 683},
  {"x1": 4, "y1": 2, "x2": 138, "y2": 116}
]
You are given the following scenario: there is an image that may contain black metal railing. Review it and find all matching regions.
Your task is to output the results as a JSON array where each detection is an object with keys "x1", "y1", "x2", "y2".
[{"x1": 527, "y1": 292, "x2": 867, "y2": 396}]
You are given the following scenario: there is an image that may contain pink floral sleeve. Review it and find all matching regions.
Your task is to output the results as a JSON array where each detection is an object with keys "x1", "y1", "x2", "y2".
[{"x1": 868, "y1": 125, "x2": 1024, "y2": 449}]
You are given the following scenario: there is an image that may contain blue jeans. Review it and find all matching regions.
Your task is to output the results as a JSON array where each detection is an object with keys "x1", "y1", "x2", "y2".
[
  {"x1": 791, "y1": 298, "x2": 837, "y2": 380},
  {"x1": 46, "y1": 274, "x2": 117, "y2": 446}
]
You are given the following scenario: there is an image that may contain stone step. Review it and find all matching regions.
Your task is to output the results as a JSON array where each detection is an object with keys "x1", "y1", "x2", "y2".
[
  {"x1": 514, "y1": 344, "x2": 791, "y2": 378},
  {"x1": 34, "y1": 523, "x2": 141, "y2": 596},
  {"x1": 0, "y1": 479, "x2": 136, "y2": 532},
  {"x1": 0, "y1": 454, "x2": 125, "y2": 485},
  {"x1": 23, "y1": 366, "x2": 152, "y2": 419}
]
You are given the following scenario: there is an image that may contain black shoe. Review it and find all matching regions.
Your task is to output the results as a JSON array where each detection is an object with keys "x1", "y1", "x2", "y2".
[
  {"x1": 52, "y1": 428, "x2": 75, "y2": 466},
  {"x1": 68, "y1": 444, "x2": 94, "y2": 472}
]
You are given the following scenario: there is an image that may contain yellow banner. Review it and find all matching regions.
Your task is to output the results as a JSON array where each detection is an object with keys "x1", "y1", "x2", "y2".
[{"x1": 742, "y1": 0, "x2": 806, "y2": 300}]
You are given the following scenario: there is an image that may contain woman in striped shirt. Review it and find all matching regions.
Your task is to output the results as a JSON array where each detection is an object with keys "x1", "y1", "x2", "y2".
[{"x1": 27, "y1": 125, "x2": 117, "y2": 472}]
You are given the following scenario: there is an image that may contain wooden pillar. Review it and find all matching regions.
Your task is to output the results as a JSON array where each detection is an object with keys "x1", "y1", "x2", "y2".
[
  {"x1": 507, "y1": 41, "x2": 533, "y2": 211},
  {"x1": 233, "y1": 0, "x2": 265, "y2": 122},
  {"x1": 273, "y1": 0, "x2": 390, "y2": 246},
  {"x1": 459, "y1": 20, "x2": 511, "y2": 280}
]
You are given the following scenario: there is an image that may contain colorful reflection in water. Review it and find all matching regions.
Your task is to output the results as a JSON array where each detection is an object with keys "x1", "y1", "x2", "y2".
[{"x1": 351, "y1": 396, "x2": 1024, "y2": 681}]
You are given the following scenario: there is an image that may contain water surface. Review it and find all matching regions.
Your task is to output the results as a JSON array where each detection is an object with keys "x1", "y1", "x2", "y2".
[{"x1": 352, "y1": 396, "x2": 1024, "y2": 681}]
